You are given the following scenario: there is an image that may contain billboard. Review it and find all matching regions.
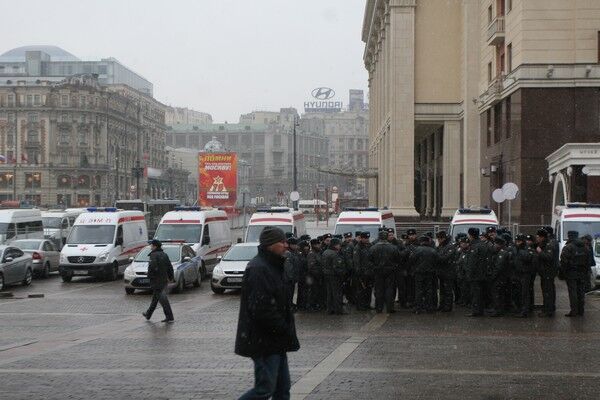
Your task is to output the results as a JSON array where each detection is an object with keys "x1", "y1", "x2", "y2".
[{"x1": 198, "y1": 152, "x2": 237, "y2": 208}]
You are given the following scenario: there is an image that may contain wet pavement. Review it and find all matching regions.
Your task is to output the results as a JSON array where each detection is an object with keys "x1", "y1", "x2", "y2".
[{"x1": 1, "y1": 241, "x2": 600, "y2": 398}]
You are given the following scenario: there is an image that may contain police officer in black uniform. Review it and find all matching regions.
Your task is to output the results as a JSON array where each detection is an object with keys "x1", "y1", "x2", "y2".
[
  {"x1": 369, "y1": 231, "x2": 400, "y2": 313},
  {"x1": 535, "y1": 228, "x2": 557, "y2": 317},
  {"x1": 488, "y1": 236, "x2": 510, "y2": 317},
  {"x1": 466, "y1": 228, "x2": 488, "y2": 317},
  {"x1": 404, "y1": 228, "x2": 418, "y2": 307},
  {"x1": 341, "y1": 232, "x2": 356, "y2": 305},
  {"x1": 322, "y1": 238, "x2": 347, "y2": 315},
  {"x1": 306, "y1": 239, "x2": 324, "y2": 311},
  {"x1": 513, "y1": 234, "x2": 536, "y2": 317},
  {"x1": 436, "y1": 231, "x2": 456, "y2": 312},
  {"x1": 560, "y1": 231, "x2": 591, "y2": 317},
  {"x1": 410, "y1": 235, "x2": 439, "y2": 314},
  {"x1": 353, "y1": 231, "x2": 373, "y2": 310}
]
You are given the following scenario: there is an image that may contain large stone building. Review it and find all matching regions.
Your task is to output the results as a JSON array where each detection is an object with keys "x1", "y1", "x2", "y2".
[
  {"x1": 362, "y1": 0, "x2": 600, "y2": 225},
  {"x1": 0, "y1": 46, "x2": 189, "y2": 207},
  {"x1": 301, "y1": 90, "x2": 369, "y2": 197},
  {"x1": 166, "y1": 108, "x2": 329, "y2": 205}
]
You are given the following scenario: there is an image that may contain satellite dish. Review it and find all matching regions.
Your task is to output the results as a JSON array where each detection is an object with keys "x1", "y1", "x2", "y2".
[
  {"x1": 492, "y1": 188, "x2": 506, "y2": 203},
  {"x1": 502, "y1": 182, "x2": 519, "y2": 200},
  {"x1": 290, "y1": 191, "x2": 300, "y2": 202}
]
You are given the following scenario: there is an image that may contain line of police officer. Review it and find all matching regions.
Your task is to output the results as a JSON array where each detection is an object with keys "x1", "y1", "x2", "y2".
[{"x1": 282, "y1": 226, "x2": 596, "y2": 317}]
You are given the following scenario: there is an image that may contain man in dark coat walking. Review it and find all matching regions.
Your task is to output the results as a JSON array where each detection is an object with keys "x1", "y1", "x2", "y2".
[
  {"x1": 143, "y1": 239, "x2": 175, "y2": 322},
  {"x1": 236, "y1": 226, "x2": 300, "y2": 399}
]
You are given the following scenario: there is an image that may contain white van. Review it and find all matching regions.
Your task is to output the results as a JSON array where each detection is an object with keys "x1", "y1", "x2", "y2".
[
  {"x1": 449, "y1": 208, "x2": 499, "y2": 238},
  {"x1": 0, "y1": 209, "x2": 44, "y2": 245},
  {"x1": 153, "y1": 207, "x2": 231, "y2": 278},
  {"x1": 42, "y1": 208, "x2": 86, "y2": 249},
  {"x1": 59, "y1": 207, "x2": 148, "y2": 282},
  {"x1": 245, "y1": 207, "x2": 306, "y2": 243},
  {"x1": 334, "y1": 208, "x2": 395, "y2": 241},
  {"x1": 552, "y1": 203, "x2": 600, "y2": 252}
]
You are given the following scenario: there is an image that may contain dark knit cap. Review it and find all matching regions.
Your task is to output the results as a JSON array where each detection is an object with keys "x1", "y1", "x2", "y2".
[
  {"x1": 515, "y1": 234, "x2": 527, "y2": 242},
  {"x1": 259, "y1": 226, "x2": 287, "y2": 247},
  {"x1": 468, "y1": 227, "x2": 480, "y2": 237},
  {"x1": 360, "y1": 231, "x2": 370, "y2": 239},
  {"x1": 406, "y1": 228, "x2": 417, "y2": 235},
  {"x1": 343, "y1": 232, "x2": 353, "y2": 238},
  {"x1": 378, "y1": 231, "x2": 388, "y2": 241},
  {"x1": 567, "y1": 230, "x2": 579, "y2": 239},
  {"x1": 536, "y1": 229, "x2": 548, "y2": 238},
  {"x1": 150, "y1": 239, "x2": 162, "y2": 248},
  {"x1": 287, "y1": 237, "x2": 298, "y2": 245}
]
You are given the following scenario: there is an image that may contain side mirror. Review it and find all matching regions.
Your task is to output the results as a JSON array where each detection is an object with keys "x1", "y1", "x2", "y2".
[
  {"x1": 182, "y1": 256, "x2": 191, "y2": 262},
  {"x1": 237, "y1": 237, "x2": 243, "y2": 243},
  {"x1": 4, "y1": 257, "x2": 13, "y2": 263},
  {"x1": 202, "y1": 235, "x2": 210, "y2": 245},
  {"x1": 217, "y1": 255, "x2": 222, "y2": 260},
  {"x1": 128, "y1": 256, "x2": 134, "y2": 262}
]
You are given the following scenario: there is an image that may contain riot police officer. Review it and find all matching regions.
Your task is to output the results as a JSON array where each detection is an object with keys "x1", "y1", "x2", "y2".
[
  {"x1": 560, "y1": 231, "x2": 591, "y2": 317},
  {"x1": 488, "y1": 236, "x2": 510, "y2": 317},
  {"x1": 306, "y1": 239, "x2": 324, "y2": 311},
  {"x1": 535, "y1": 228, "x2": 557, "y2": 317},
  {"x1": 353, "y1": 231, "x2": 373, "y2": 310},
  {"x1": 369, "y1": 231, "x2": 400, "y2": 313},
  {"x1": 513, "y1": 234, "x2": 536, "y2": 318},
  {"x1": 436, "y1": 231, "x2": 456, "y2": 312},
  {"x1": 323, "y1": 238, "x2": 347, "y2": 315}
]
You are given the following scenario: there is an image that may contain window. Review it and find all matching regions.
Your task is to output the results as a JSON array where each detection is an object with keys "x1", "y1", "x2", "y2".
[
  {"x1": 507, "y1": 43, "x2": 512, "y2": 72},
  {"x1": 26, "y1": 173, "x2": 42, "y2": 188},
  {"x1": 273, "y1": 134, "x2": 281, "y2": 147},
  {"x1": 26, "y1": 95, "x2": 33, "y2": 106},
  {"x1": 255, "y1": 134, "x2": 264, "y2": 145},
  {"x1": 61, "y1": 95, "x2": 69, "y2": 107},
  {"x1": 80, "y1": 95, "x2": 86, "y2": 108},
  {"x1": 27, "y1": 113, "x2": 38, "y2": 123},
  {"x1": 494, "y1": 103, "x2": 502, "y2": 144},
  {"x1": 505, "y1": 96, "x2": 512, "y2": 138},
  {"x1": 488, "y1": 5, "x2": 493, "y2": 23},
  {"x1": 34, "y1": 95, "x2": 41, "y2": 106},
  {"x1": 7, "y1": 94, "x2": 15, "y2": 106},
  {"x1": 60, "y1": 114, "x2": 69, "y2": 123},
  {"x1": 486, "y1": 110, "x2": 492, "y2": 147},
  {"x1": 487, "y1": 62, "x2": 493, "y2": 83},
  {"x1": 27, "y1": 130, "x2": 39, "y2": 143}
]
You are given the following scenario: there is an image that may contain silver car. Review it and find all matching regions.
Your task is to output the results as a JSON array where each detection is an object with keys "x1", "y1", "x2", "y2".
[
  {"x1": 12, "y1": 239, "x2": 60, "y2": 278},
  {"x1": 0, "y1": 245, "x2": 33, "y2": 291},
  {"x1": 123, "y1": 244, "x2": 202, "y2": 295}
]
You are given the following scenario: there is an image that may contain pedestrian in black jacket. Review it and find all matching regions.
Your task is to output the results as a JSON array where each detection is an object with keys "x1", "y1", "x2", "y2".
[
  {"x1": 513, "y1": 234, "x2": 536, "y2": 317},
  {"x1": 143, "y1": 239, "x2": 175, "y2": 322},
  {"x1": 488, "y1": 237, "x2": 510, "y2": 317},
  {"x1": 466, "y1": 228, "x2": 488, "y2": 317},
  {"x1": 353, "y1": 231, "x2": 373, "y2": 310},
  {"x1": 236, "y1": 226, "x2": 300, "y2": 399},
  {"x1": 436, "y1": 231, "x2": 456, "y2": 312},
  {"x1": 306, "y1": 239, "x2": 325, "y2": 311},
  {"x1": 323, "y1": 239, "x2": 347, "y2": 315}
]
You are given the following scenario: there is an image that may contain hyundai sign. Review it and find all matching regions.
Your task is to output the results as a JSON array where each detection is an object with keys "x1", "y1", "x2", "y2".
[{"x1": 304, "y1": 87, "x2": 343, "y2": 113}]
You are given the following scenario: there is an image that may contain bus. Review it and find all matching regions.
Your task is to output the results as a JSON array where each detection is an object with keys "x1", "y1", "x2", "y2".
[{"x1": 115, "y1": 199, "x2": 181, "y2": 233}]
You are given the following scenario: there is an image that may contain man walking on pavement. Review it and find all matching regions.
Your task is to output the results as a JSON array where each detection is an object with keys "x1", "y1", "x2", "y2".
[
  {"x1": 236, "y1": 226, "x2": 300, "y2": 399},
  {"x1": 143, "y1": 239, "x2": 175, "y2": 323}
]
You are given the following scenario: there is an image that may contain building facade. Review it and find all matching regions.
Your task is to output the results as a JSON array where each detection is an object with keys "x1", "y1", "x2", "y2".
[
  {"x1": 362, "y1": 0, "x2": 481, "y2": 220},
  {"x1": 165, "y1": 106, "x2": 212, "y2": 126},
  {"x1": 301, "y1": 90, "x2": 370, "y2": 197},
  {"x1": 166, "y1": 108, "x2": 329, "y2": 205},
  {"x1": 479, "y1": 0, "x2": 600, "y2": 225},
  {"x1": 362, "y1": 0, "x2": 600, "y2": 224},
  {"x1": 0, "y1": 74, "x2": 187, "y2": 207}
]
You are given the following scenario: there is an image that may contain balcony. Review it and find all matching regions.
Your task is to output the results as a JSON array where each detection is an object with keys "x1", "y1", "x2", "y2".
[{"x1": 487, "y1": 16, "x2": 505, "y2": 46}]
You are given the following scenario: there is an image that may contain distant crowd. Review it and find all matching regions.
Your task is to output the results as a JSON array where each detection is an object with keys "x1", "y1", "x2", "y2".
[{"x1": 282, "y1": 226, "x2": 596, "y2": 317}]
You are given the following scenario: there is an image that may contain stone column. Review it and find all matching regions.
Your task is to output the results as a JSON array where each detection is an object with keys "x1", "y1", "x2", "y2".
[
  {"x1": 388, "y1": 0, "x2": 419, "y2": 218},
  {"x1": 426, "y1": 135, "x2": 433, "y2": 216},
  {"x1": 442, "y1": 120, "x2": 462, "y2": 217}
]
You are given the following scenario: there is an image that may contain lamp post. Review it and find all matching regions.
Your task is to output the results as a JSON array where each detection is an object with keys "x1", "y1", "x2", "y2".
[{"x1": 292, "y1": 116, "x2": 299, "y2": 210}]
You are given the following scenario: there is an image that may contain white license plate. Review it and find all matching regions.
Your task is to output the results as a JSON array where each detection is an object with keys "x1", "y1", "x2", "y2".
[
  {"x1": 228, "y1": 277, "x2": 243, "y2": 283},
  {"x1": 73, "y1": 270, "x2": 88, "y2": 275}
]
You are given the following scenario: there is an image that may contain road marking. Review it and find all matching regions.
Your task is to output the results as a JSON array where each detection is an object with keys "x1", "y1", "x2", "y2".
[
  {"x1": 290, "y1": 312, "x2": 390, "y2": 400},
  {"x1": 334, "y1": 367, "x2": 600, "y2": 378}
]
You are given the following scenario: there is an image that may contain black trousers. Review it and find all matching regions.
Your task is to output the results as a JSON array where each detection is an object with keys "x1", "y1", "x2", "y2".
[
  {"x1": 458, "y1": 278, "x2": 471, "y2": 306},
  {"x1": 567, "y1": 277, "x2": 586, "y2": 315},
  {"x1": 539, "y1": 275, "x2": 556, "y2": 315},
  {"x1": 517, "y1": 273, "x2": 533, "y2": 315},
  {"x1": 374, "y1": 270, "x2": 396, "y2": 312},
  {"x1": 395, "y1": 270, "x2": 407, "y2": 306},
  {"x1": 355, "y1": 274, "x2": 373, "y2": 310},
  {"x1": 297, "y1": 274, "x2": 308, "y2": 310},
  {"x1": 415, "y1": 273, "x2": 434, "y2": 312},
  {"x1": 325, "y1": 275, "x2": 344, "y2": 314},
  {"x1": 490, "y1": 277, "x2": 507, "y2": 314},
  {"x1": 405, "y1": 274, "x2": 415, "y2": 305},
  {"x1": 147, "y1": 287, "x2": 173, "y2": 320},
  {"x1": 470, "y1": 280, "x2": 485, "y2": 315},
  {"x1": 306, "y1": 275, "x2": 324, "y2": 311},
  {"x1": 439, "y1": 276, "x2": 455, "y2": 311}
]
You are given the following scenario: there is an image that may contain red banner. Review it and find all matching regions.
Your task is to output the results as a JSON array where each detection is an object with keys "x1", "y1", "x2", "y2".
[{"x1": 198, "y1": 152, "x2": 237, "y2": 208}]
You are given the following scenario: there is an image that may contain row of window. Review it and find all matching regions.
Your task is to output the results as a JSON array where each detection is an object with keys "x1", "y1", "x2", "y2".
[{"x1": 486, "y1": 96, "x2": 512, "y2": 147}]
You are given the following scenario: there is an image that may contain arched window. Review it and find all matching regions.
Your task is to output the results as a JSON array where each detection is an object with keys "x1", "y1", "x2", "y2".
[
  {"x1": 57, "y1": 175, "x2": 71, "y2": 188},
  {"x1": 77, "y1": 175, "x2": 90, "y2": 189}
]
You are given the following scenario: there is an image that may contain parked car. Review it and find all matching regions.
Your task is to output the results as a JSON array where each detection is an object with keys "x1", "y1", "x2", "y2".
[
  {"x1": 0, "y1": 245, "x2": 33, "y2": 291},
  {"x1": 211, "y1": 243, "x2": 258, "y2": 294},
  {"x1": 123, "y1": 243, "x2": 202, "y2": 295},
  {"x1": 12, "y1": 239, "x2": 60, "y2": 278}
]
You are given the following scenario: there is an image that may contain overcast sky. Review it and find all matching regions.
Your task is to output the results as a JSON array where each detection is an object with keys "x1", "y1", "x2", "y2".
[{"x1": 1, "y1": 0, "x2": 369, "y2": 123}]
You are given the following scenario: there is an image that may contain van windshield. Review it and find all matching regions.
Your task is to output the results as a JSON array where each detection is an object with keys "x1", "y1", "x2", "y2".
[
  {"x1": 245, "y1": 225, "x2": 292, "y2": 243},
  {"x1": 42, "y1": 217, "x2": 62, "y2": 229},
  {"x1": 334, "y1": 224, "x2": 379, "y2": 242},
  {"x1": 450, "y1": 224, "x2": 497, "y2": 238},
  {"x1": 154, "y1": 224, "x2": 202, "y2": 244},
  {"x1": 67, "y1": 225, "x2": 116, "y2": 245},
  {"x1": 562, "y1": 221, "x2": 600, "y2": 241}
]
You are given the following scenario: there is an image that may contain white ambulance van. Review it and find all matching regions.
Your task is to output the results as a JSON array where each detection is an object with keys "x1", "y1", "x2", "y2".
[
  {"x1": 449, "y1": 208, "x2": 499, "y2": 239},
  {"x1": 59, "y1": 207, "x2": 148, "y2": 282},
  {"x1": 42, "y1": 208, "x2": 86, "y2": 249},
  {"x1": 552, "y1": 203, "x2": 600, "y2": 252},
  {"x1": 245, "y1": 207, "x2": 306, "y2": 243},
  {"x1": 0, "y1": 208, "x2": 44, "y2": 245},
  {"x1": 153, "y1": 207, "x2": 231, "y2": 278},
  {"x1": 333, "y1": 208, "x2": 395, "y2": 241}
]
